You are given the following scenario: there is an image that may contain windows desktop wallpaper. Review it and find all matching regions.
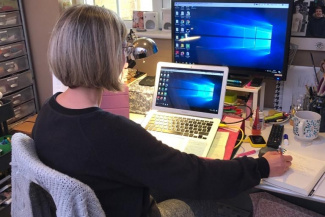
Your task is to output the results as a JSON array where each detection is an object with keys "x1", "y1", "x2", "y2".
[
  {"x1": 174, "y1": 6, "x2": 290, "y2": 72},
  {"x1": 156, "y1": 70, "x2": 224, "y2": 114}
]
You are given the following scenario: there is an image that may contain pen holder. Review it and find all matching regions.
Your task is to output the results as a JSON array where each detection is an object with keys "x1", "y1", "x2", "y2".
[{"x1": 309, "y1": 95, "x2": 325, "y2": 132}]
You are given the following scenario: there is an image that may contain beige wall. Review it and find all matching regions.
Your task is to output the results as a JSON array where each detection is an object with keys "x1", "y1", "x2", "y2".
[
  {"x1": 22, "y1": 0, "x2": 60, "y2": 107},
  {"x1": 22, "y1": 1, "x2": 325, "y2": 108}
]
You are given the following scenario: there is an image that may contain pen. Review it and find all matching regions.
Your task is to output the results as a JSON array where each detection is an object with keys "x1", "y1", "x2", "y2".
[
  {"x1": 237, "y1": 150, "x2": 256, "y2": 157},
  {"x1": 228, "y1": 79, "x2": 242, "y2": 84},
  {"x1": 308, "y1": 174, "x2": 325, "y2": 196},
  {"x1": 283, "y1": 134, "x2": 289, "y2": 146}
]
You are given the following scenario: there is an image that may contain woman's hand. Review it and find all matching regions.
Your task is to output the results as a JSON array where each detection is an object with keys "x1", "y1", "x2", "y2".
[{"x1": 262, "y1": 151, "x2": 293, "y2": 177}]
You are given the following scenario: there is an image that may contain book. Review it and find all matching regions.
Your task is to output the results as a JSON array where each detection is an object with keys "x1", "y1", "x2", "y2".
[{"x1": 263, "y1": 150, "x2": 325, "y2": 197}]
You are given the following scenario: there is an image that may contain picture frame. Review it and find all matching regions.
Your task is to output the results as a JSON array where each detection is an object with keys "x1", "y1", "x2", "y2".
[{"x1": 291, "y1": 0, "x2": 325, "y2": 51}]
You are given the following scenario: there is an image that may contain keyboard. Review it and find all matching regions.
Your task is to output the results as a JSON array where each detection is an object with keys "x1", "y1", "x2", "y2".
[
  {"x1": 144, "y1": 114, "x2": 213, "y2": 139},
  {"x1": 266, "y1": 124, "x2": 284, "y2": 149}
]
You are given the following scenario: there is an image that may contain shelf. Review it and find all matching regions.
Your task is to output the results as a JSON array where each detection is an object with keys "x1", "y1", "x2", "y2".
[
  {"x1": 226, "y1": 83, "x2": 265, "y2": 112},
  {"x1": 131, "y1": 29, "x2": 171, "y2": 39}
]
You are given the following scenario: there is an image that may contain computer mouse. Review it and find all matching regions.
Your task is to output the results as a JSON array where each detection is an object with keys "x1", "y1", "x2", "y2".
[{"x1": 258, "y1": 147, "x2": 277, "y2": 158}]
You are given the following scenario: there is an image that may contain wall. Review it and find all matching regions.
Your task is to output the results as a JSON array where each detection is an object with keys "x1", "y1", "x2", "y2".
[{"x1": 22, "y1": 0, "x2": 60, "y2": 107}]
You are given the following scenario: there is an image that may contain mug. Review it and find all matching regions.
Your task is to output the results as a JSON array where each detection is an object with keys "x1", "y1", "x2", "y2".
[{"x1": 292, "y1": 111, "x2": 321, "y2": 141}]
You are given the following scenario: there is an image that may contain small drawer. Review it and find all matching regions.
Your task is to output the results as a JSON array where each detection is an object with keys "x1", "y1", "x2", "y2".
[
  {"x1": 0, "y1": 70, "x2": 32, "y2": 95},
  {"x1": 0, "y1": 0, "x2": 19, "y2": 12},
  {"x1": 0, "y1": 11, "x2": 20, "y2": 28},
  {"x1": 3, "y1": 86, "x2": 34, "y2": 106},
  {"x1": 0, "y1": 41, "x2": 26, "y2": 61},
  {"x1": 0, "y1": 55, "x2": 29, "y2": 77},
  {"x1": 0, "y1": 26, "x2": 24, "y2": 46},
  {"x1": 8, "y1": 99, "x2": 36, "y2": 124}
]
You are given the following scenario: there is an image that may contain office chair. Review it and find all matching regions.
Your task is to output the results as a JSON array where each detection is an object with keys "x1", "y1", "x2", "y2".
[
  {"x1": 11, "y1": 133, "x2": 106, "y2": 217},
  {"x1": 11, "y1": 132, "x2": 195, "y2": 217}
]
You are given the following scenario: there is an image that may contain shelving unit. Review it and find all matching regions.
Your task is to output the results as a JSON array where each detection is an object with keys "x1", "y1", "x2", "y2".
[
  {"x1": 226, "y1": 82, "x2": 265, "y2": 112},
  {"x1": 0, "y1": 0, "x2": 39, "y2": 129}
]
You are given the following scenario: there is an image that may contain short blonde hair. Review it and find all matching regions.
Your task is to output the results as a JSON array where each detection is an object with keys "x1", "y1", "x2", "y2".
[{"x1": 48, "y1": 5, "x2": 127, "y2": 91}]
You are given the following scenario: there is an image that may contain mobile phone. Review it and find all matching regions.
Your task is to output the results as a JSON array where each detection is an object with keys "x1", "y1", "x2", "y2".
[{"x1": 248, "y1": 135, "x2": 266, "y2": 148}]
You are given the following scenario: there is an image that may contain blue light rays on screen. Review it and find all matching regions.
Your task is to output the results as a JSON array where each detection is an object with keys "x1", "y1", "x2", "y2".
[{"x1": 173, "y1": 80, "x2": 215, "y2": 103}]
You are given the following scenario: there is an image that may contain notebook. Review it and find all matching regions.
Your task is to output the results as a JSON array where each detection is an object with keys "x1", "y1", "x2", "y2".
[{"x1": 141, "y1": 62, "x2": 229, "y2": 157}]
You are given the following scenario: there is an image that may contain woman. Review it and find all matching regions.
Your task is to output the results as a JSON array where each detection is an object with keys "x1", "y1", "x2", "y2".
[{"x1": 32, "y1": 5, "x2": 292, "y2": 217}]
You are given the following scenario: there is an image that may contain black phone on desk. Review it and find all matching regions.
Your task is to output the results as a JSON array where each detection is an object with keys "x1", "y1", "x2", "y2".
[
  {"x1": 139, "y1": 76, "x2": 155, "y2": 86},
  {"x1": 248, "y1": 135, "x2": 266, "y2": 148}
]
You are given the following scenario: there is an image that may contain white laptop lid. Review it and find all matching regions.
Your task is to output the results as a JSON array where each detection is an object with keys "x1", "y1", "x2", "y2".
[{"x1": 152, "y1": 62, "x2": 229, "y2": 119}]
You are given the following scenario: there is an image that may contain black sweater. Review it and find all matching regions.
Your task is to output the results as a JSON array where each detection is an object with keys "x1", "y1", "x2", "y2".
[{"x1": 32, "y1": 93, "x2": 269, "y2": 217}]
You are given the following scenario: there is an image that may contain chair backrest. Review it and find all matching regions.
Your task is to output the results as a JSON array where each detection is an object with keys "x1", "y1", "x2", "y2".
[{"x1": 11, "y1": 132, "x2": 106, "y2": 217}]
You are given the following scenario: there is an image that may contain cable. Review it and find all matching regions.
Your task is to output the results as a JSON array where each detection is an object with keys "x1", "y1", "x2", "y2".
[
  {"x1": 221, "y1": 104, "x2": 253, "y2": 125},
  {"x1": 218, "y1": 125, "x2": 245, "y2": 149}
]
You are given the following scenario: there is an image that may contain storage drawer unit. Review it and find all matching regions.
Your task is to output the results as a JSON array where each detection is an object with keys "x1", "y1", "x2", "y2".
[
  {"x1": 3, "y1": 86, "x2": 34, "y2": 106},
  {"x1": 0, "y1": 0, "x2": 18, "y2": 12},
  {"x1": 0, "y1": 70, "x2": 32, "y2": 95},
  {"x1": 8, "y1": 99, "x2": 36, "y2": 124},
  {"x1": 0, "y1": 26, "x2": 24, "y2": 46},
  {"x1": 0, "y1": 11, "x2": 21, "y2": 28},
  {"x1": 0, "y1": 55, "x2": 28, "y2": 77},
  {"x1": 0, "y1": 1, "x2": 38, "y2": 216},
  {"x1": 0, "y1": 41, "x2": 26, "y2": 61}
]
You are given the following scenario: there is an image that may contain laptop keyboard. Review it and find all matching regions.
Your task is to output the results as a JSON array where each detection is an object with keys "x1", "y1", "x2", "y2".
[{"x1": 144, "y1": 114, "x2": 213, "y2": 139}]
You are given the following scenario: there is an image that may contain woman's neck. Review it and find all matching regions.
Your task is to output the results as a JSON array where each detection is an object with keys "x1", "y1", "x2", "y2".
[{"x1": 56, "y1": 87, "x2": 102, "y2": 109}]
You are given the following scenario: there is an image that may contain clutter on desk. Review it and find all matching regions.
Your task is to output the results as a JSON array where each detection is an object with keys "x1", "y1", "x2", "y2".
[
  {"x1": 129, "y1": 77, "x2": 154, "y2": 114},
  {"x1": 264, "y1": 110, "x2": 290, "y2": 124}
]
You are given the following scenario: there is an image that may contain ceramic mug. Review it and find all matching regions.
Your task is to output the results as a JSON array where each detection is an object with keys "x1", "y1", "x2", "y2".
[{"x1": 292, "y1": 111, "x2": 321, "y2": 141}]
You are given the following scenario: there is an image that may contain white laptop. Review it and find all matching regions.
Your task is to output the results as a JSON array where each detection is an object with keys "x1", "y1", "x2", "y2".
[{"x1": 141, "y1": 62, "x2": 229, "y2": 157}]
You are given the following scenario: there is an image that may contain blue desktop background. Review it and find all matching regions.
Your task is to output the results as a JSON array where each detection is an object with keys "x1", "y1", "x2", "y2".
[
  {"x1": 157, "y1": 71, "x2": 223, "y2": 114},
  {"x1": 174, "y1": 6, "x2": 290, "y2": 72}
]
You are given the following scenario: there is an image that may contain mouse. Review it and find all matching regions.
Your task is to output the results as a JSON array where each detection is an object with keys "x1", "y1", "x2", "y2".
[{"x1": 258, "y1": 147, "x2": 278, "y2": 158}]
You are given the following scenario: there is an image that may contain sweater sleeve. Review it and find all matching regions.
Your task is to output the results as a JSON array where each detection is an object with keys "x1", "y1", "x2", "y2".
[{"x1": 88, "y1": 115, "x2": 268, "y2": 200}]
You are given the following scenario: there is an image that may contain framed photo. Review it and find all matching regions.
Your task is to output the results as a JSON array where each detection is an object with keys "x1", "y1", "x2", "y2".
[{"x1": 291, "y1": 0, "x2": 325, "y2": 50}]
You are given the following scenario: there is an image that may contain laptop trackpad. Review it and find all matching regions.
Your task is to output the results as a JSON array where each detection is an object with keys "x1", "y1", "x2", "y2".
[
  {"x1": 150, "y1": 131, "x2": 187, "y2": 151},
  {"x1": 150, "y1": 131, "x2": 207, "y2": 156}
]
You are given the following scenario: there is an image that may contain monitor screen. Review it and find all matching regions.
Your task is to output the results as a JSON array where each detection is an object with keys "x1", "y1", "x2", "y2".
[{"x1": 171, "y1": 0, "x2": 293, "y2": 81}]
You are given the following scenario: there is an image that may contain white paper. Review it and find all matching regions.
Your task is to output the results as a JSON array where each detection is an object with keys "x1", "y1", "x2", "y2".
[{"x1": 207, "y1": 132, "x2": 229, "y2": 159}]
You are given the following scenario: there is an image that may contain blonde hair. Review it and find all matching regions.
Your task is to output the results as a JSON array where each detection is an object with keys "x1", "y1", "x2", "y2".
[{"x1": 48, "y1": 5, "x2": 127, "y2": 91}]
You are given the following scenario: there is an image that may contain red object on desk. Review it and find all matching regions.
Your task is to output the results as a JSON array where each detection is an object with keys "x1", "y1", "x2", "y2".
[
  {"x1": 219, "y1": 116, "x2": 244, "y2": 160},
  {"x1": 100, "y1": 86, "x2": 129, "y2": 118}
]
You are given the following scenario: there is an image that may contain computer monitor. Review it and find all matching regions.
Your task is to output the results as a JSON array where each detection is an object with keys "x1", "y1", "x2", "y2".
[{"x1": 171, "y1": 0, "x2": 293, "y2": 81}]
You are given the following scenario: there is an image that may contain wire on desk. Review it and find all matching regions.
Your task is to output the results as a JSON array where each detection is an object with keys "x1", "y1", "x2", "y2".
[
  {"x1": 221, "y1": 104, "x2": 253, "y2": 125},
  {"x1": 218, "y1": 125, "x2": 245, "y2": 149}
]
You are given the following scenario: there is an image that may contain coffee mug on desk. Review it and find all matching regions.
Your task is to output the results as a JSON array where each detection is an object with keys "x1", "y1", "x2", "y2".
[{"x1": 292, "y1": 111, "x2": 321, "y2": 141}]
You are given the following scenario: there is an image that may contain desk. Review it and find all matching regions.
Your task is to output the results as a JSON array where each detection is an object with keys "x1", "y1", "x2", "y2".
[
  {"x1": 238, "y1": 120, "x2": 325, "y2": 204},
  {"x1": 130, "y1": 113, "x2": 325, "y2": 204}
]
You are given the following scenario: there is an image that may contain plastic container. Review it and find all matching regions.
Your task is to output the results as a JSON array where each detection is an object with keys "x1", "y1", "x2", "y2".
[{"x1": 252, "y1": 108, "x2": 261, "y2": 135}]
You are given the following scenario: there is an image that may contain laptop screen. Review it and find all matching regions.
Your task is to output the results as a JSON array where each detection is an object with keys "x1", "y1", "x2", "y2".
[{"x1": 153, "y1": 62, "x2": 228, "y2": 119}]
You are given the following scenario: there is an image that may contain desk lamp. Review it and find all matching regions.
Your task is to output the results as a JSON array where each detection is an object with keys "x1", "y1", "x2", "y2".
[
  {"x1": 100, "y1": 30, "x2": 158, "y2": 118},
  {"x1": 125, "y1": 29, "x2": 158, "y2": 68}
]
